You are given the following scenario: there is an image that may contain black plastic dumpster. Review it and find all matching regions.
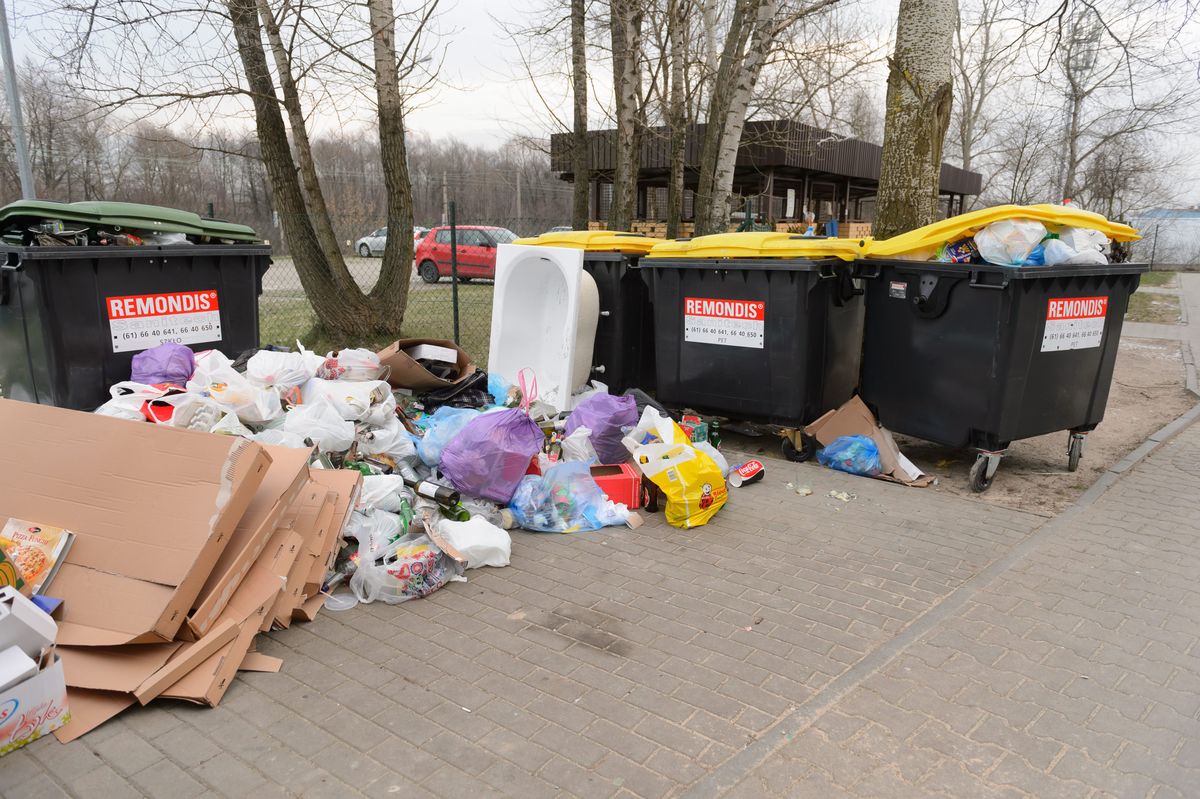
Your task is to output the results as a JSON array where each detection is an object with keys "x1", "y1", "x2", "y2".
[
  {"x1": 857, "y1": 258, "x2": 1148, "y2": 491},
  {"x1": 642, "y1": 233, "x2": 867, "y2": 429},
  {"x1": 0, "y1": 244, "x2": 271, "y2": 410},
  {"x1": 513, "y1": 231, "x2": 658, "y2": 393}
]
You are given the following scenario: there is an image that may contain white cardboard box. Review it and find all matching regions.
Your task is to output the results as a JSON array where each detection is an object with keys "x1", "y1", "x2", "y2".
[
  {"x1": 0, "y1": 653, "x2": 69, "y2": 756},
  {"x1": 0, "y1": 646, "x2": 37, "y2": 693},
  {"x1": 0, "y1": 587, "x2": 56, "y2": 660},
  {"x1": 403, "y1": 343, "x2": 458, "y2": 365}
]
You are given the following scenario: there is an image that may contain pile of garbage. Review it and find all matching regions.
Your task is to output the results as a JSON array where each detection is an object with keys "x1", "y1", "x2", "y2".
[
  {"x1": 0, "y1": 200, "x2": 259, "y2": 247},
  {"x1": 860, "y1": 204, "x2": 1141, "y2": 266}
]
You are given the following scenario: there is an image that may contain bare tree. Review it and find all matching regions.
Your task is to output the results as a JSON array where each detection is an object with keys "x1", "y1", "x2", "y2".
[
  {"x1": 874, "y1": 0, "x2": 956, "y2": 239},
  {"x1": 665, "y1": 0, "x2": 689, "y2": 237},
  {"x1": 570, "y1": 0, "x2": 590, "y2": 228}
]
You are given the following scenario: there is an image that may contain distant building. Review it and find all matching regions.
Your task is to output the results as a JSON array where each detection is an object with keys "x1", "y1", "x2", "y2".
[
  {"x1": 549, "y1": 120, "x2": 982, "y2": 237},
  {"x1": 1127, "y1": 208, "x2": 1200, "y2": 265}
]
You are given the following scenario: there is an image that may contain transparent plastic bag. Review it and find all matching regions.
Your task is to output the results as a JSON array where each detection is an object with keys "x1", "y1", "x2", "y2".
[
  {"x1": 357, "y1": 416, "x2": 419, "y2": 462},
  {"x1": 357, "y1": 475, "x2": 416, "y2": 513},
  {"x1": 210, "y1": 412, "x2": 253, "y2": 438},
  {"x1": 299, "y1": 378, "x2": 394, "y2": 423},
  {"x1": 508, "y1": 462, "x2": 629, "y2": 533},
  {"x1": 974, "y1": 219, "x2": 1048, "y2": 266},
  {"x1": 187, "y1": 350, "x2": 283, "y2": 425},
  {"x1": 344, "y1": 507, "x2": 406, "y2": 560},
  {"x1": 281, "y1": 397, "x2": 355, "y2": 452},
  {"x1": 246, "y1": 350, "x2": 317, "y2": 390},
  {"x1": 317, "y1": 348, "x2": 386, "y2": 381},
  {"x1": 349, "y1": 533, "x2": 464, "y2": 604},
  {"x1": 560, "y1": 426, "x2": 598, "y2": 462},
  {"x1": 817, "y1": 435, "x2": 883, "y2": 477},
  {"x1": 416, "y1": 406, "x2": 481, "y2": 467}
]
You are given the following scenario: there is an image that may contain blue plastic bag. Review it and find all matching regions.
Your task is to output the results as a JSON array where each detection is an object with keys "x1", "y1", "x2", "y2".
[
  {"x1": 508, "y1": 462, "x2": 629, "y2": 533},
  {"x1": 416, "y1": 406, "x2": 481, "y2": 467},
  {"x1": 487, "y1": 372, "x2": 514, "y2": 407},
  {"x1": 440, "y1": 409, "x2": 545, "y2": 503},
  {"x1": 564, "y1": 393, "x2": 638, "y2": 464},
  {"x1": 817, "y1": 435, "x2": 882, "y2": 477}
]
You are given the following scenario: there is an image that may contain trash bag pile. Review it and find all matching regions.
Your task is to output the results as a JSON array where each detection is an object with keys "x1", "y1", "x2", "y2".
[{"x1": 94, "y1": 338, "x2": 735, "y2": 607}]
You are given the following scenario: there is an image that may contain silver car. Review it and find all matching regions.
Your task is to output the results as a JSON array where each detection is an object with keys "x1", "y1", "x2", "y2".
[{"x1": 354, "y1": 226, "x2": 430, "y2": 257}]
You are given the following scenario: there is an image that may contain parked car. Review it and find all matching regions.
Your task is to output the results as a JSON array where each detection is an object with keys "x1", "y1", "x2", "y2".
[
  {"x1": 544, "y1": 225, "x2": 572, "y2": 234},
  {"x1": 354, "y1": 226, "x2": 431, "y2": 257},
  {"x1": 414, "y1": 225, "x2": 519, "y2": 283}
]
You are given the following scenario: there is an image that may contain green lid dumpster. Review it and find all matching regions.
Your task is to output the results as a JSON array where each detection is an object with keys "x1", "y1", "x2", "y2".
[{"x1": 0, "y1": 200, "x2": 270, "y2": 410}]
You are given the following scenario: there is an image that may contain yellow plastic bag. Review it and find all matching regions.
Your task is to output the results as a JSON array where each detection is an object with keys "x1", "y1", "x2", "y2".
[{"x1": 633, "y1": 441, "x2": 728, "y2": 528}]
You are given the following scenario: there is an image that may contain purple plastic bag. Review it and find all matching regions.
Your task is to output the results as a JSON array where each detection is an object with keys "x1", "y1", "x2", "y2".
[
  {"x1": 440, "y1": 409, "x2": 545, "y2": 503},
  {"x1": 131, "y1": 342, "x2": 196, "y2": 386},
  {"x1": 564, "y1": 393, "x2": 638, "y2": 464}
]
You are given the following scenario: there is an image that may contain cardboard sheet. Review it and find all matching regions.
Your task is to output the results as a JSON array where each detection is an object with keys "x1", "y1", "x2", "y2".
[
  {"x1": 133, "y1": 619, "x2": 238, "y2": 704},
  {"x1": 58, "y1": 642, "x2": 182, "y2": 693},
  {"x1": 269, "y1": 488, "x2": 332, "y2": 628},
  {"x1": 803, "y1": 396, "x2": 934, "y2": 487},
  {"x1": 0, "y1": 400, "x2": 271, "y2": 646},
  {"x1": 238, "y1": 652, "x2": 283, "y2": 673},
  {"x1": 188, "y1": 445, "x2": 311, "y2": 636},
  {"x1": 53, "y1": 688, "x2": 135, "y2": 743}
]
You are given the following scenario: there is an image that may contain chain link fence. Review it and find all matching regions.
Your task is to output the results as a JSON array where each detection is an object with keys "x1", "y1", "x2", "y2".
[{"x1": 258, "y1": 205, "x2": 570, "y2": 366}]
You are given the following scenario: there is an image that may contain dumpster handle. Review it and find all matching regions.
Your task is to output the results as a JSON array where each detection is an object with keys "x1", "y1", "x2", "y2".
[
  {"x1": 832, "y1": 266, "x2": 863, "y2": 307},
  {"x1": 910, "y1": 274, "x2": 963, "y2": 319},
  {"x1": 968, "y1": 270, "x2": 1009, "y2": 290},
  {"x1": 0, "y1": 252, "x2": 21, "y2": 307}
]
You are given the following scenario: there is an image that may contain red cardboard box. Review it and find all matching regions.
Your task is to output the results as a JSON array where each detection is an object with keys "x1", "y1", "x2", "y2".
[{"x1": 590, "y1": 464, "x2": 644, "y2": 509}]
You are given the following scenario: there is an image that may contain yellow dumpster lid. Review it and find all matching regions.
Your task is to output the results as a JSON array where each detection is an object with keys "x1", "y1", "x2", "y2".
[
  {"x1": 860, "y1": 204, "x2": 1141, "y2": 258},
  {"x1": 646, "y1": 231, "x2": 859, "y2": 261},
  {"x1": 512, "y1": 230, "x2": 660, "y2": 254}
]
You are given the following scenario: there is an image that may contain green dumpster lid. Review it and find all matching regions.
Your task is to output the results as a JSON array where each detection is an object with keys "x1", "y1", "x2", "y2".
[{"x1": 0, "y1": 200, "x2": 259, "y2": 241}]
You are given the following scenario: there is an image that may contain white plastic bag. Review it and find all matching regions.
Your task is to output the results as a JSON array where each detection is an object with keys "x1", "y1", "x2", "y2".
[
  {"x1": 357, "y1": 475, "x2": 415, "y2": 513},
  {"x1": 94, "y1": 382, "x2": 163, "y2": 421},
  {"x1": 561, "y1": 426, "x2": 599, "y2": 462},
  {"x1": 436, "y1": 517, "x2": 511, "y2": 569},
  {"x1": 345, "y1": 508, "x2": 405, "y2": 561},
  {"x1": 974, "y1": 219, "x2": 1047, "y2": 266},
  {"x1": 210, "y1": 413, "x2": 253, "y2": 437},
  {"x1": 300, "y1": 378, "x2": 393, "y2": 423},
  {"x1": 357, "y1": 417, "x2": 419, "y2": 462},
  {"x1": 282, "y1": 397, "x2": 355, "y2": 452},
  {"x1": 246, "y1": 350, "x2": 317, "y2": 390},
  {"x1": 1058, "y1": 227, "x2": 1109, "y2": 258},
  {"x1": 695, "y1": 440, "x2": 731, "y2": 477},
  {"x1": 317, "y1": 348, "x2": 386, "y2": 381},
  {"x1": 187, "y1": 350, "x2": 283, "y2": 425},
  {"x1": 252, "y1": 428, "x2": 310, "y2": 448},
  {"x1": 1041, "y1": 238, "x2": 1077, "y2": 266}
]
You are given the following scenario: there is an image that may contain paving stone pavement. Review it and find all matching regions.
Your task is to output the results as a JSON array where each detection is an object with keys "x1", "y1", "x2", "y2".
[{"x1": 7, "y1": 411, "x2": 1199, "y2": 798}]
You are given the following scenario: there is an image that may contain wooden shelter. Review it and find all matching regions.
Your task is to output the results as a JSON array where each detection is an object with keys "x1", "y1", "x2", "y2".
[{"x1": 549, "y1": 120, "x2": 982, "y2": 237}]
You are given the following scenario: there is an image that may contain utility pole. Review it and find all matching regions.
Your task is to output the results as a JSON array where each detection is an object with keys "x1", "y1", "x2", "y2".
[
  {"x1": 0, "y1": 0, "x2": 34, "y2": 199},
  {"x1": 515, "y1": 170, "x2": 522, "y2": 234},
  {"x1": 441, "y1": 171, "x2": 448, "y2": 226}
]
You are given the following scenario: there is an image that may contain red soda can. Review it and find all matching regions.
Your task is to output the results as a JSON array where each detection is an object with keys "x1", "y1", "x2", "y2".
[{"x1": 728, "y1": 460, "x2": 765, "y2": 488}]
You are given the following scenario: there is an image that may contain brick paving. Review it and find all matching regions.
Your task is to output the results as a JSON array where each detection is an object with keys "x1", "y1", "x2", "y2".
[{"x1": 8, "y1": 410, "x2": 1200, "y2": 798}]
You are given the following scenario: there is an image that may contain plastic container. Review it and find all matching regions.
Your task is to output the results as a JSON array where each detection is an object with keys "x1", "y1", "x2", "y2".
[
  {"x1": 856, "y1": 258, "x2": 1148, "y2": 491},
  {"x1": 0, "y1": 244, "x2": 271, "y2": 410},
  {"x1": 641, "y1": 232, "x2": 867, "y2": 427},
  {"x1": 513, "y1": 231, "x2": 660, "y2": 393}
]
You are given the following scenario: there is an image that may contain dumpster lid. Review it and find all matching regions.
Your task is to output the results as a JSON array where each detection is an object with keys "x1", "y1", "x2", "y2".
[
  {"x1": 860, "y1": 204, "x2": 1140, "y2": 258},
  {"x1": 859, "y1": 258, "x2": 1150, "y2": 279},
  {"x1": 646, "y1": 232, "x2": 859, "y2": 261},
  {"x1": 0, "y1": 200, "x2": 259, "y2": 242},
  {"x1": 512, "y1": 230, "x2": 659, "y2": 254}
]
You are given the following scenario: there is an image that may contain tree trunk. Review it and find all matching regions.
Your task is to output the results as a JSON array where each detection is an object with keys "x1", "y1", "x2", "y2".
[
  {"x1": 1061, "y1": 92, "x2": 1084, "y2": 201},
  {"x1": 607, "y1": 0, "x2": 642, "y2": 230},
  {"x1": 256, "y1": 0, "x2": 353, "y2": 294},
  {"x1": 666, "y1": 0, "x2": 687, "y2": 238},
  {"x1": 365, "y1": 0, "x2": 415, "y2": 329},
  {"x1": 570, "y1": 0, "x2": 589, "y2": 229},
  {"x1": 225, "y1": 0, "x2": 371, "y2": 335},
  {"x1": 874, "y1": 0, "x2": 956, "y2": 240}
]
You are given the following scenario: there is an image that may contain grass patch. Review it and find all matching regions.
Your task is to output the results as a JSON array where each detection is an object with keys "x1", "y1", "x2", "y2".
[
  {"x1": 258, "y1": 282, "x2": 494, "y2": 365},
  {"x1": 1125, "y1": 292, "x2": 1182, "y2": 324},
  {"x1": 1139, "y1": 270, "x2": 1178, "y2": 288}
]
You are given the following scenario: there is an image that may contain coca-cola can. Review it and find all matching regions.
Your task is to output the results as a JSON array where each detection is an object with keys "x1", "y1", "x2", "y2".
[{"x1": 728, "y1": 460, "x2": 765, "y2": 488}]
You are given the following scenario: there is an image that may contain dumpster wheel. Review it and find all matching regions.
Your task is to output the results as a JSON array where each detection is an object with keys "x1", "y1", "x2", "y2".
[
  {"x1": 969, "y1": 452, "x2": 1002, "y2": 493},
  {"x1": 1067, "y1": 432, "x2": 1086, "y2": 472},
  {"x1": 782, "y1": 433, "x2": 817, "y2": 463}
]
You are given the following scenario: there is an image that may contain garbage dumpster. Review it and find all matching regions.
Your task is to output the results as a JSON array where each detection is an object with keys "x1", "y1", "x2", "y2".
[
  {"x1": 513, "y1": 230, "x2": 658, "y2": 393},
  {"x1": 857, "y1": 258, "x2": 1148, "y2": 491},
  {"x1": 642, "y1": 233, "x2": 865, "y2": 430},
  {"x1": 0, "y1": 201, "x2": 269, "y2": 410}
]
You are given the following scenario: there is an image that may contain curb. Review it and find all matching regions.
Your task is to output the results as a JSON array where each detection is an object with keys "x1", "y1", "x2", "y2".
[{"x1": 681, "y1": 399, "x2": 1200, "y2": 799}]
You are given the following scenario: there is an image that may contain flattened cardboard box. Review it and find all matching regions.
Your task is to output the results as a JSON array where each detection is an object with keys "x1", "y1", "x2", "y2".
[
  {"x1": 188, "y1": 445, "x2": 312, "y2": 637},
  {"x1": 802, "y1": 396, "x2": 934, "y2": 487},
  {"x1": 306, "y1": 469, "x2": 361, "y2": 595},
  {"x1": 270, "y1": 487, "x2": 333, "y2": 628},
  {"x1": 0, "y1": 401, "x2": 271, "y2": 646}
]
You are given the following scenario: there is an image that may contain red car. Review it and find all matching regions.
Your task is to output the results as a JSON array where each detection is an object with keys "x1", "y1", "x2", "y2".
[{"x1": 414, "y1": 225, "x2": 519, "y2": 283}]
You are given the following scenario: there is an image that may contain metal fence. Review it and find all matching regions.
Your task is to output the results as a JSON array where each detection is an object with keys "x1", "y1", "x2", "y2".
[{"x1": 258, "y1": 204, "x2": 569, "y2": 366}]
